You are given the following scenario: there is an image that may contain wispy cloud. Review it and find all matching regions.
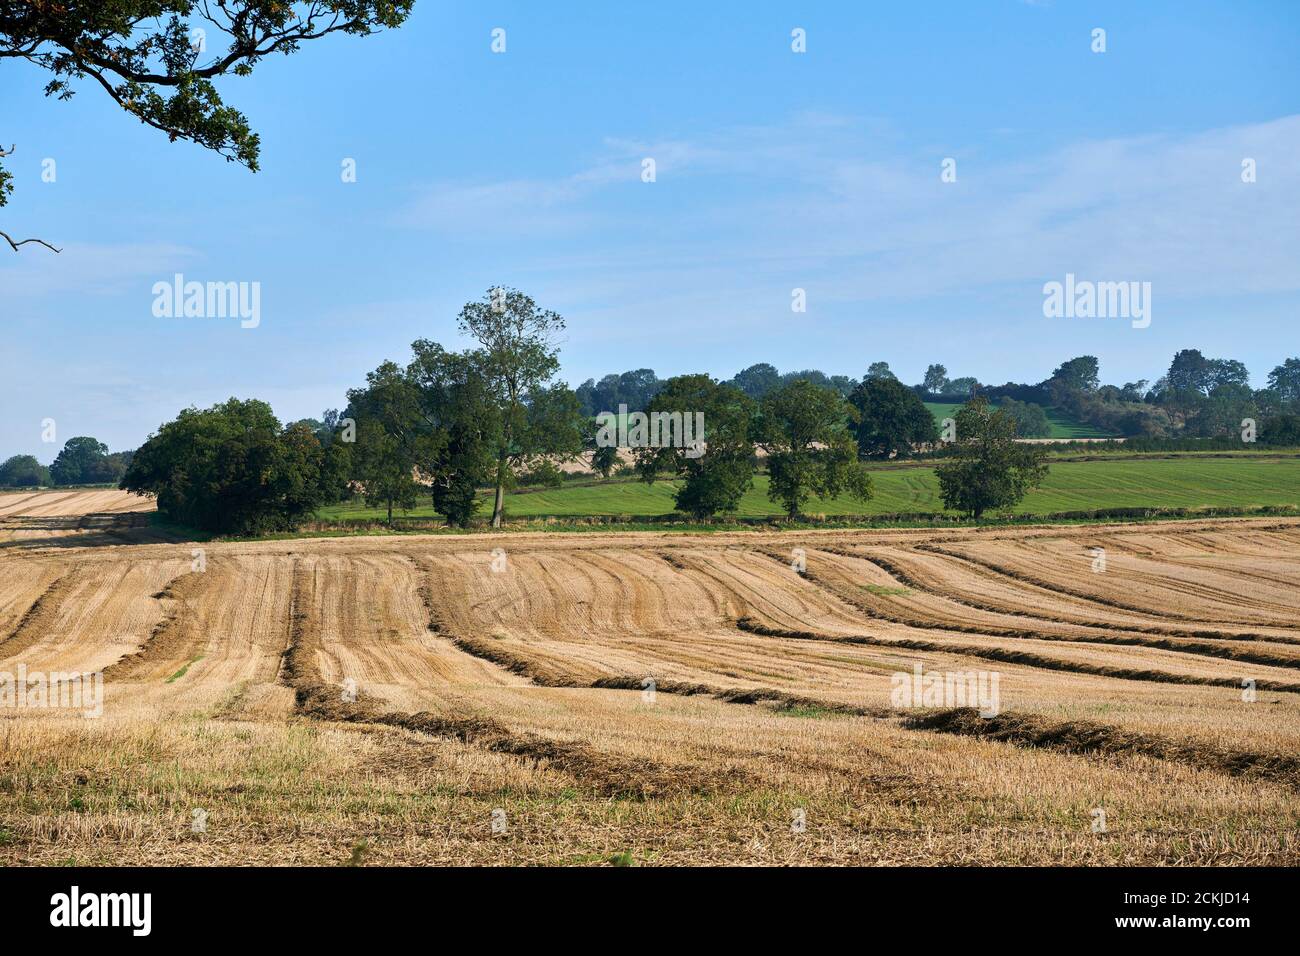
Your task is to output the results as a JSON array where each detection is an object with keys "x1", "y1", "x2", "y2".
[
  {"x1": 391, "y1": 113, "x2": 895, "y2": 239},
  {"x1": 1, "y1": 241, "x2": 199, "y2": 299},
  {"x1": 392, "y1": 113, "x2": 1299, "y2": 316}
]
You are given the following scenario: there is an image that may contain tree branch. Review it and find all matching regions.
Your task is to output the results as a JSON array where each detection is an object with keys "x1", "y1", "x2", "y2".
[
  {"x1": 0, "y1": 229, "x2": 62, "y2": 253},
  {"x1": 34, "y1": 9, "x2": 363, "y2": 89}
]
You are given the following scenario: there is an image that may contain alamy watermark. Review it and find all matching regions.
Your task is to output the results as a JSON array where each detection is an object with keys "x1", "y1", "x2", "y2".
[
  {"x1": 595, "y1": 404, "x2": 705, "y2": 458},
  {"x1": 1, "y1": 665, "x2": 103, "y2": 718},
  {"x1": 891, "y1": 663, "x2": 1000, "y2": 717},
  {"x1": 1042, "y1": 273, "x2": 1150, "y2": 329},
  {"x1": 152, "y1": 273, "x2": 261, "y2": 329},
  {"x1": 50, "y1": 886, "x2": 151, "y2": 936}
]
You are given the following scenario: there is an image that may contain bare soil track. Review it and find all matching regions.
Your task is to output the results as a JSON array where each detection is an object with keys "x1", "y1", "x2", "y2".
[{"x1": 1, "y1": 490, "x2": 1297, "y2": 865}]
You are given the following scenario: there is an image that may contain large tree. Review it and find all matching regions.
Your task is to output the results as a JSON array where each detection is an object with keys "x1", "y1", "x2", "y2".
[
  {"x1": 1262, "y1": 414, "x2": 1300, "y2": 446},
  {"x1": 1188, "y1": 382, "x2": 1257, "y2": 439},
  {"x1": 1166, "y1": 349, "x2": 1212, "y2": 395},
  {"x1": 1118, "y1": 380, "x2": 1149, "y2": 403},
  {"x1": 633, "y1": 374, "x2": 757, "y2": 520},
  {"x1": 407, "y1": 341, "x2": 499, "y2": 528},
  {"x1": 0, "y1": 1, "x2": 413, "y2": 251},
  {"x1": 921, "y1": 363, "x2": 949, "y2": 394},
  {"x1": 730, "y1": 363, "x2": 782, "y2": 400},
  {"x1": 1206, "y1": 358, "x2": 1250, "y2": 393},
  {"x1": 50, "y1": 435, "x2": 117, "y2": 485},
  {"x1": 848, "y1": 375, "x2": 938, "y2": 459},
  {"x1": 997, "y1": 398, "x2": 1052, "y2": 439},
  {"x1": 0, "y1": 454, "x2": 50, "y2": 487},
  {"x1": 590, "y1": 444, "x2": 619, "y2": 479},
  {"x1": 50, "y1": 436, "x2": 105, "y2": 485},
  {"x1": 121, "y1": 398, "x2": 329, "y2": 534},
  {"x1": 458, "y1": 287, "x2": 584, "y2": 527},
  {"x1": 779, "y1": 369, "x2": 855, "y2": 397},
  {"x1": 935, "y1": 397, "x2": 1049, "y2": 519},
  {"x1": 1267, "y1": 358, "x2": 1300, "y2": 406},
  {"x1": 1050, "y1": 356, "x2": 1100, "y2": 393},
  {"x1": 946, "y1": 376, "x2": 980, "y2": 397},
  {"x1": 345, "y1": 361, "x2": 426, "y2": 524},
  {"x1": 574, "y1": 369, "x2": 662, "y2": 417},
  {"x1": 616, "y1": 368, "x2": 661, "y2": 411},
  {"x1": 757, "y1": 380, "x2": 872, "y2": 519}
]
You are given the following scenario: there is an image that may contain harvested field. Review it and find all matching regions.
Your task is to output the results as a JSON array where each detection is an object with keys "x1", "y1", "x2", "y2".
[
  {"x1": 0, "y1": 489, "x2": 154, "y2": 518},
  {"x1": 1, "y1": 491, "x2": 1297, "y2": 865},
  {"x1": 0, "y1": 489, "x2": 164, "y2": 550}
]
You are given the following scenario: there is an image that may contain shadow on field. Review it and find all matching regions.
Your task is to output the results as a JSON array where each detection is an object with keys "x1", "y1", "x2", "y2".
[{"x1": 0, "y1": 512, "x2": 183, "y2": 550}]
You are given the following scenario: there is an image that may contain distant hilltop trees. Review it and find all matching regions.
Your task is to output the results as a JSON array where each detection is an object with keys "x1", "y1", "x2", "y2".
[
  {"x1": 576, "y1": 351, "x2": 1300, "y2": 442},
  {"x1": 0, "y1": 438, "x2": 131, "y2": 489}
]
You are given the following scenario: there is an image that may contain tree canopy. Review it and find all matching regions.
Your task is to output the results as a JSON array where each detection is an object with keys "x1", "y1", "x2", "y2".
[
  {"x1": 407, "y1": 341, "x2": 500, "y2": 528},
  {"x1": 575, "y1": 369, "x2": 662, "y2": 417},
  {"x1": 458, "y1": 287, "x2": 584, "y2": 526},
  {"x1": 49, "y1": 436, "x2": 127, "y2": 485},
  {"x1": 997, "y1": 398, "x2": 1052, "y2": 439},
  {"x1": 935, "y1": 397, "x2": 1049, "y2": 519},
  {"x1": 921, "y1": 364, "x2": 949, "y2": 393},
  {"x1": 1267, "y1": 359, "x2": 1300, "y2": 405},
  {"x1": 1051, "y1": 356, "x2": 1100, "y2": 393},
  {"x1": 121, "y1": 398, "x2": 334, "y2": 534},
  {"x1": 730, "y1": 363, "x2": 782, "y2": 400},
  {"x1": 848, "y1": 376, "x2": 938, "y2": 459},
  {"x1": 756, "y1": 380, "x2": 871, "y2": 518},
  {"x1": 0, "y1": 454, "x2": 50, "y2": 487},
  {"x1": 634, "y1": 374, "x2": 757, "y2": 520},
  {"x1": 345, "y1": 361, "x2": 425, "y2": 524}
]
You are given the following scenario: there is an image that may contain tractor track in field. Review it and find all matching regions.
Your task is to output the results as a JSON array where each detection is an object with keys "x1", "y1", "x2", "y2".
[
  {"x1": 0, "y1": 572, "x2": 76, "y2": 662},
  {"x1": 412, "y1": 546, "x2": 1300, "y2": 790},
  {"x1": 281, "y1": 555, "x2": 756, "y2": 798},
  {"x1": 916, "y1": 543, "x2": 1300, "y2": 631},
  {"x1": 733, "y1": 616, "x2": 1300, "y2": 694},
  {"x1": 905, "y1": 708, "x2": 1300, "y2": 789},
  {"x1": 409, "y1": 554, "x2": 884, "y2": 716},
  {"x1": 102, "y1": 571, "x2": 209, "y2": 681},
  {"x1": 818, "y1": 544, "x2": 1299, "y2": 643},
  {"x1": 743, "y1": 546, "x2": 1300, "y2": 681},
  {"x1": 796, "y1": 546, "x2": 1300, "y2": 669}
]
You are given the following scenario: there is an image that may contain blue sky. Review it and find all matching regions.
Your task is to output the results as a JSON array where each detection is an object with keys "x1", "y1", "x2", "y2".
[{"x1": 2, "y1": 0, "x2": 1298, "y2": 458}]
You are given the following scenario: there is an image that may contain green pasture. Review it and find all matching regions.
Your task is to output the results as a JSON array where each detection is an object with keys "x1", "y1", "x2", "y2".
[{"x1": 318, "y1": 457, "x2": 1300, "y2": 521}]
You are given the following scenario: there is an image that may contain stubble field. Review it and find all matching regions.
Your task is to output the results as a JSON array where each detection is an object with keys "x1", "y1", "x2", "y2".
[{"x1": 1, "y1": 490, "x2": 1297, "y2": 865}]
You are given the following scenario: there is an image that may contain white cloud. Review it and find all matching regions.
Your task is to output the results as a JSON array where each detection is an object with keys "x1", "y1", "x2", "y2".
[
  {"x1": 0, "y1": 241, "x2": 199, "y2": 299},
  {"x1": 399, "y1": 113, "x2": 1300, "y2": 314}
]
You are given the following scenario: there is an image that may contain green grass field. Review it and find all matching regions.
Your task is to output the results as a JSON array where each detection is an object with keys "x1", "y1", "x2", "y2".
[
  {"x1": 924, "y1": 401, "x2": 1114, "y2": 439},
  {"x1": 319, "y1": 457, "x2": 1300, "y2": 522},
  {"x1": 923, "y1": 402, "x2": 964, "y2": 428},
  {"x1": 1041, "y1": 406, "x2": 1117, "y2": 439}
]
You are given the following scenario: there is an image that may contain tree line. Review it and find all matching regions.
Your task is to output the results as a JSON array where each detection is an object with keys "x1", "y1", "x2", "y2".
[
  {"x1": 1044, "y1": 351, "x2": 1300, "y2": 440},
  {"x1": 121, "y1": 289, "x2": 586, "y2": 534},
  {"x1": 107, "y1": 289, "x2": 1064, "y2": 533},
  {"x1": 577, "y1": 351, "x2": 1300, "y2": 441},
  {"x1": 13, "y1": 346, "x2": 1292, "y2": 497},
  {"x1": 0, "y1": 438, "x2": 132, "y2": 489},
  {"x1": 14, "y1": 288, "x2": 1294, "y2": 533}
]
